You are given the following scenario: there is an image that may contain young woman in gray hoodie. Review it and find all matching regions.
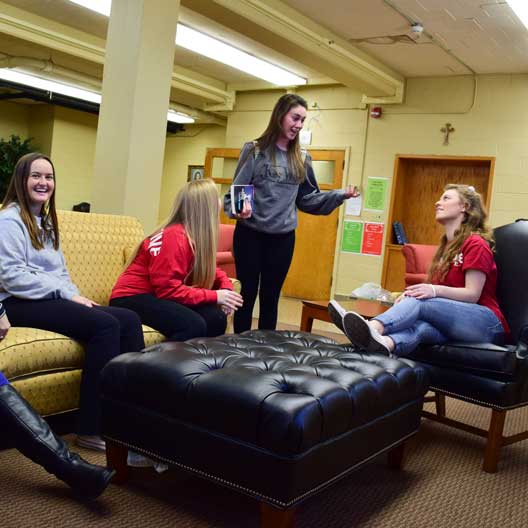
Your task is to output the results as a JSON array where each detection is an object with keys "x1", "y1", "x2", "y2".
[
  {"x1": 224, "y1": 93, "x2": 357, "y2": 333},
  {"x1": 0, "y1": 153, "x2": 144, "y2": 453}
]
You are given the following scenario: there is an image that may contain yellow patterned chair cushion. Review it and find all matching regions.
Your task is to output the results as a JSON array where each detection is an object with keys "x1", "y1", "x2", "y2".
[{"x1": 0, "y1": 210, "x2": 166, "y2": 415}]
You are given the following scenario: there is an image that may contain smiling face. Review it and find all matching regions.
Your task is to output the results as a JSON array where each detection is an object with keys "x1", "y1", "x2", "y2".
[
  {"x1": 26, "y1": 158, "x2": 55, "y2": 214},
  {"x1": 435, "y1": 188, "x2": 467, "y2": 225},
  {"x1": 279, "y1": 104, "x2": 307, "y2": 144}
]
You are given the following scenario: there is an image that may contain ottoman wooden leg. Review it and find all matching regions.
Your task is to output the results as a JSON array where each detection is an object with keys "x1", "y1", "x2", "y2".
[
  {"x1": 260, "y1": 502, "x2": 295, "y2": 528},
  {"x1": 106, "y1": 440, "x2": 129, "y2": 484},
  {"x1": 387, "y1": 441, "x2": 406, "y2": 470},
  {"x1": 435, "y1": 393, "x2": 446, "y2": 417}
]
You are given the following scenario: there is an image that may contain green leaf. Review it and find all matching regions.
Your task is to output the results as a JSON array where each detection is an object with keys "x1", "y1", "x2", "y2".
[{"x1": 0, "y1": 135, "x2": 38, "y2": 200}]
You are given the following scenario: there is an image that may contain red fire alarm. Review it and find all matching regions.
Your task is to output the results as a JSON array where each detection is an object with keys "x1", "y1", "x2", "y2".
[{"x1": 370, "y1": 106, "x2": 382, "y2": 119}]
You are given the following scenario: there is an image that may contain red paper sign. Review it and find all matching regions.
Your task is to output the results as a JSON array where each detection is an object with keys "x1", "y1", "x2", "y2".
[{"x1": 361, "y1": 222, "x2": 384, "y2": 256}]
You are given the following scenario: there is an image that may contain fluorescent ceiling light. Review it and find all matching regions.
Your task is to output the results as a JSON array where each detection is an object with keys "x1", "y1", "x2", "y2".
[
  {"x1": 69, "y1": 0, "x2": 110, "y2": 16},
  {"x1": 506, "y1": 1, "x2": 528, "y2": 29},
  {"x1": 67, "y1": 0, "x2": 306, "y2": 86},
  {"x1": 0, "y1": 69, "x2": 194, "y2": 123},
  {"x1": 167, "y1": 109, "x2": 195, "y2": 124},
  {"x1": 175, "y1": 25, "x2": 306, "y2": 86}
]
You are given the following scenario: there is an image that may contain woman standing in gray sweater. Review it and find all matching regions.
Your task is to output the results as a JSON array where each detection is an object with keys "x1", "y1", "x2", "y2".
[{"x1": 224, "y1": 93, "x2": 357, "y2": 333}]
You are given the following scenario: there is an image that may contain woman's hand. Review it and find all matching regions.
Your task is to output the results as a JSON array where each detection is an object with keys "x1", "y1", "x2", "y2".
[
  {"x1": 404, "y1": 283, "x2": 437, "y2": 300},
  {"x1": 235, "y1": 199, "x2": 252, "y2": 219},
  {"x1": 216, "y1": 289, "x2": 243, "y2": 312},
  {"x1": 71, "y1": 295, "x2": 99, "y2": 307},
  {"x1": 344, "y1": 185, "x2": 360, "y2": 199},
  {"x1": 220, "y1": 305, "x2": 234, "y2": 316},
  {"x1": 0, "y1": 312, "x2": 11, "y2": 340}
]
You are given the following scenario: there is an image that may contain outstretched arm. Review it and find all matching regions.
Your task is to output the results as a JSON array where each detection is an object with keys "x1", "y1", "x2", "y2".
[{"x1": 296, "y1": 159, "x2": 348, "y2": 215}]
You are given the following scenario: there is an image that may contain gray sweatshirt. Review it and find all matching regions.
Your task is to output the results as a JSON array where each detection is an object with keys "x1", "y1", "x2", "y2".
[
  {"x1": 0, "y1": 205, "x2": 79, "y2": 302},
  {"x1": 223, "y1": 142, "x2": 347, "y2": 234}
]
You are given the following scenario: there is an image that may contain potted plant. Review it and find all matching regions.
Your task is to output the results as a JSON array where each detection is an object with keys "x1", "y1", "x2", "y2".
[{"x1": 0, "y1": 134, "x2": 37, "y2": 200}]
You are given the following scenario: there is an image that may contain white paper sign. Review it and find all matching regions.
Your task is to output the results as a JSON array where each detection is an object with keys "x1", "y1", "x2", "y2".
[{"x1": 345, "y1": 194, "x2": 362, "y2": 216}]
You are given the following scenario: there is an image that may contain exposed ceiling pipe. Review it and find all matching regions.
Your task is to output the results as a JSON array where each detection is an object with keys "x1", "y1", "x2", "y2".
[
  {"x1": 0, "y1": 54, "x2": 101, "y2": 89},
  {"x1": 0, "y1": 53, "x2": 226, "y2": 125}
]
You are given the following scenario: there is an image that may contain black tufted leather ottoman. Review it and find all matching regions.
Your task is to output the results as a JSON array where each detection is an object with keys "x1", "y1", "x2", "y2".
[{"x1": 100, "y1": 331, "x2": 428, "y2": 527}]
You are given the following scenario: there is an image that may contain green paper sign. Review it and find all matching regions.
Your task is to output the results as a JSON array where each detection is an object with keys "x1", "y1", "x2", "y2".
[
  {"x1": 341, "y1": 220, "x2": 363, "y2": 253},
  {"x1": 364, "y1": 177, "x2": 388, "y2": 212}
]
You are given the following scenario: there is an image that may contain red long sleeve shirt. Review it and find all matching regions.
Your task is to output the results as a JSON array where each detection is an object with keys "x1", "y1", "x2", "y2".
[{"x1": 110, "y1": 224, "x2": 232, "y2": 306}]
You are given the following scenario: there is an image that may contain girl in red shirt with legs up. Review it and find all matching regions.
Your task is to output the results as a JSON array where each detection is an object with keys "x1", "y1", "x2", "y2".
[
  {"x1": 329, "y1": 184, "x2": 509, "y2": 356},
  {"x1": 110, "y1": 179, "x2": 243, "y2": 340}
]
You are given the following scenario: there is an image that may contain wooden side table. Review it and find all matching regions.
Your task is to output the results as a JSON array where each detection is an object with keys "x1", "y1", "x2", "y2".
[{"x1": 300, "y1": 299, "x2": 390, "y2": 332}]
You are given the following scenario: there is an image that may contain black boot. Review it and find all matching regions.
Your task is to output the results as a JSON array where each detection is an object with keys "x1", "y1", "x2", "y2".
[{"x1": 0, "y1": 384, "x2": 115, "y2": 500}]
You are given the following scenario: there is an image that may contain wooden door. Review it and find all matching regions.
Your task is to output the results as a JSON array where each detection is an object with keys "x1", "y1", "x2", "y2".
[
  {"x1": 282, "y1": 150, "x2": 345, "y2": 300},
  {"x1": 281, "y1": 208, "x2": 339, "y2": 299},
  {"x1": 205, "y1": 148, "x2": 346, "y2": 300}
]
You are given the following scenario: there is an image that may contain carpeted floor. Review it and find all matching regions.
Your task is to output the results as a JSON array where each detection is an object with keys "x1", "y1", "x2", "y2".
[{"x1": 2, "y1": 399, "x2": 528, "y2": 527}]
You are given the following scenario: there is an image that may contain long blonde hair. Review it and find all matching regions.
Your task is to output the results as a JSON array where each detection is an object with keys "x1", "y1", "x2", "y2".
[
  {"x1": 255, "y1": 93, "x2": 308, "y2": 183},
  {"x1": 129, "y1": 179, "x2": 219, "y2": 289},
  {"x1": 427, "y1": 184, "x2": 494, "y2": 282}
]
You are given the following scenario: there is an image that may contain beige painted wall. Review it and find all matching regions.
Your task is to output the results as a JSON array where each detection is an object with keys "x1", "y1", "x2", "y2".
[
  {"x1": 225, "y1": 75, "x2": 528, "y2": 297},
  {"x1": 336, "y1": 74, "x2": 528, "y2": 295},
  {"x1": 159, "y1": 125, "x2": 226, "y2": 222},
  {"x1": 0, "y1": 100, "x2": 29, "y2": 139},
  {"x1": 48, "y1": 107, "x2": 99, "y2": 211},
  {"x1": 28, "y1": 105, "x2": 55, "y2": 156}
]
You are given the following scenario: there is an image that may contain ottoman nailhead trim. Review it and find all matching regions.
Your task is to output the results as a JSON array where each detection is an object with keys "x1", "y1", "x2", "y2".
[
  {"x1": 430, "y1": 386, "x2": 526, "y2": 411},
  {"x1": 105, "y1": 430, "x2": 418, "y2": 508}
]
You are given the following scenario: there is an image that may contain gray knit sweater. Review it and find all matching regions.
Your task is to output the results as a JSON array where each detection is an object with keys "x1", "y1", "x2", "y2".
[
  {"x1": 0, "y1": 205, "x2": 79, "y2": 302},
  {"x1": 224, "y1": 142, "x2": 347, "y2": 234}
]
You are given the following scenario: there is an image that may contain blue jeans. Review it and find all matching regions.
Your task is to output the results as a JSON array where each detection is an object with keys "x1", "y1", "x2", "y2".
[
  {"x1": 0, "y1": 371, "x2": 8, "y2": 386},
  {"x1": 374, "y1": 297, "x2": 505, "y2": 356}
]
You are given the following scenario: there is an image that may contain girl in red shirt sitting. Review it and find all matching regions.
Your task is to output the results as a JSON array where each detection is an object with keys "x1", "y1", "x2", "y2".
[
  {"x1": 110, "y1": 179, "x2": 243, "y2": 340},
  {"x1": 329, "y1": 184, "x2": 509, "y2": 356}
]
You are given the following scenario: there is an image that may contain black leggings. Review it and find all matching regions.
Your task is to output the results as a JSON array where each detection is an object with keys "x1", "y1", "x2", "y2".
[
  {"x1": 3, "y1": 297, "x2": 144, "y2": 435},
  {"x1": 233, "y1": 222, "x2": 295, "y2": 333},
  {"x1": 110, "y1": 294, "x2": 227, "y2": 341}
]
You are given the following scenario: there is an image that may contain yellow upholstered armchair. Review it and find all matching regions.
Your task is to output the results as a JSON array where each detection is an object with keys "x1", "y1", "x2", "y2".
[{"x1": 0, "y1": 211, "x2": 165, "y2": 416}]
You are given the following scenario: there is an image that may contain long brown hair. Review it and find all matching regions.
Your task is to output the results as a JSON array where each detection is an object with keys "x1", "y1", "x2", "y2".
[
  {"x1": 128, "y1": 179, "x2": 219, "y2": 289},
  {"x1": 256, "y1": 93, "x2": 308, "y2": 182},
  {"x1": 427, "y1": 184, "x2": 494, "y2": 282},
  {"x1": 1, "y1": 152, "x2": 59, "y2": 250}
]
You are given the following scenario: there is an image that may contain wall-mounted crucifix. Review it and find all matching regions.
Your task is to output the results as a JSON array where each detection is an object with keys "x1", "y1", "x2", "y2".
[{"x1": 441, "y1": 123, "x2": 455, "y2": 145}]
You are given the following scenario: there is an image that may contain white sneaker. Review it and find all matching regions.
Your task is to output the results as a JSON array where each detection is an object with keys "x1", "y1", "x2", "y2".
[
  {"x1": 127, "y1": 450, "x2": 154, "y2": 467},
  {"x1": 342, "y1": 311, "x2": 391, "y2": 355},
  {"x1": 328, "y1": 300, "x2": 346, "y2": 334},
  {"x1": 127, "y1": 450, "x2": 169, "y2": 473}
]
